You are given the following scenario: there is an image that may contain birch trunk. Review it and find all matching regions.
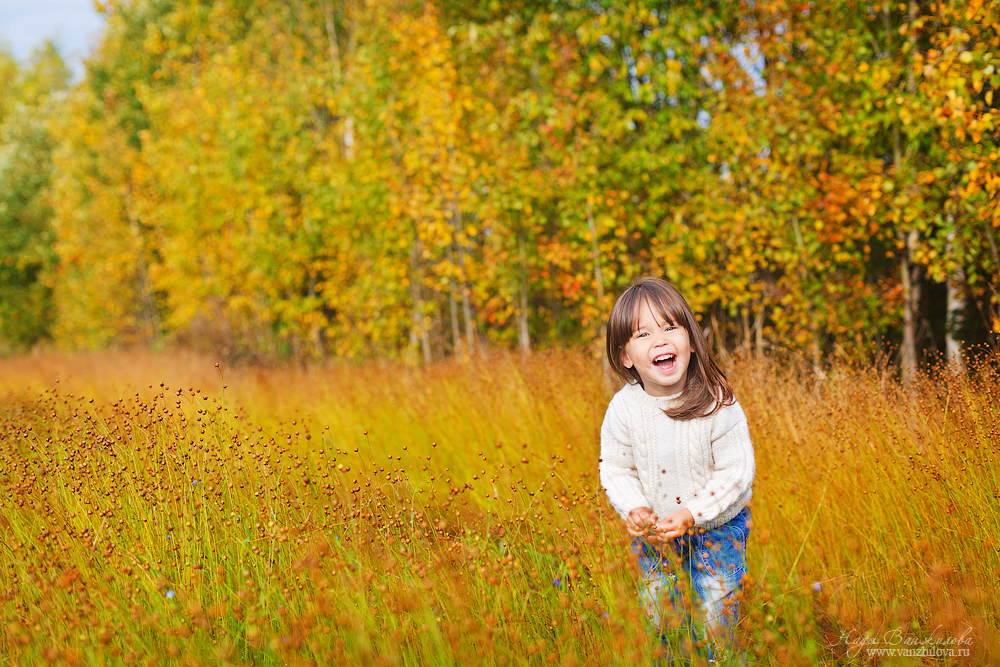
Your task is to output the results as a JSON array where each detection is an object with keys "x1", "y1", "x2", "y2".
[
  {"x1": 898, "y1": 227, "x2": 920, "y2": 385},
  {"x1": 518, "y1": 235, "x2": 530, "y2": 355},
  {"x1": 945, "y1": 225, "x2": 965, "y2": 370},
  {"x1": 893, "y1": 123, "x2": 919, "y2": 388},
  {"x1": 447, "y1": 247, "x2": 461, "y2": 356},
  {"x1": 409, "y1": 242, "x2": 431, "y2": 364},
  {"x1": 587, "y1": 201, "x2": 612, "y2": 389}
]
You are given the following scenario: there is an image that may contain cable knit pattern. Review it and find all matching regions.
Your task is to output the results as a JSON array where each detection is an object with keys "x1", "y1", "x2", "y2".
[{"x1": 599, "y1": 382, "x2": 755, "y2": 530}]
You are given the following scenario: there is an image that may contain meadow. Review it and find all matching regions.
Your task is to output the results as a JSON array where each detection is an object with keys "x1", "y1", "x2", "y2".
[{"x1": 0, "y1": 349, "x2": 997, "y2": 666}]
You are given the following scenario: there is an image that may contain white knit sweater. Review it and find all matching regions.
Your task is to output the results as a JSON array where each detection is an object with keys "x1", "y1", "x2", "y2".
[{"x1": 599, "y1": 382, "x2": 755, "y2": 530}]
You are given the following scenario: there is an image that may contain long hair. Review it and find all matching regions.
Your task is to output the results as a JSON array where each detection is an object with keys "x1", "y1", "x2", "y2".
[{"x1": 606, "y1": 276, "x2": 734, "y2": 420}]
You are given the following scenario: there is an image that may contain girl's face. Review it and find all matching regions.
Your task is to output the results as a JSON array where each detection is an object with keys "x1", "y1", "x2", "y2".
[{"x1": 621, "y1": 298, "x2": 692, "y2": 397}]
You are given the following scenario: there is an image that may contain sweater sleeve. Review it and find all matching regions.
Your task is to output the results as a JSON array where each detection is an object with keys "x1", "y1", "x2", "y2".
[
  {"x1": 685, "y1": 401, "x2": 755, "y2": 527},
  {"x1": 599, "y1": 394, "x2": 651, "y2": 521}
]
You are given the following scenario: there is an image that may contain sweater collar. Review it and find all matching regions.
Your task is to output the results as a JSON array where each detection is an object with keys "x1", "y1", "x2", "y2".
[{"x1": 624, "y1": 381, "x2": 683, "y2": 405}]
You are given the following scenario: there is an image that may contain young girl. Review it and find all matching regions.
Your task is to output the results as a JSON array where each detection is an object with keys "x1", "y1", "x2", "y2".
[{"x1": 599, "y1": 276, "x2": 755, "y2": 664}]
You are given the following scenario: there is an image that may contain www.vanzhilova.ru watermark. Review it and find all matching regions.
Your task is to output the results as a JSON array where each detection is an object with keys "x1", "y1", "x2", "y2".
[{"x1": 828, "y1": 626, "x2": 973, "y2": 659}]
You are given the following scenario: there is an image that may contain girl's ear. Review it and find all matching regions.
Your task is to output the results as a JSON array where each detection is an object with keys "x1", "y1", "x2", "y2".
[{"x1": 621, "y1": 351, "x2": 634, "y2": 369}]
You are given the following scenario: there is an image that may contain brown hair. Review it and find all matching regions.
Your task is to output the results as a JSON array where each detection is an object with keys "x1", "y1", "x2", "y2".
[{"x1": 606, "y1": 276, "x2": 734, "y2": 420}]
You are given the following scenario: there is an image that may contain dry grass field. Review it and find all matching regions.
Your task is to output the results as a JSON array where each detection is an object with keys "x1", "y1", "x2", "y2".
[{"x1": 0, "y1": 349, "x2": 997, "y2": 665}]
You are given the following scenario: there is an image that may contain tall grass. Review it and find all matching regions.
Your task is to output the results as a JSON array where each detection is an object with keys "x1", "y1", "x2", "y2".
[{"x1": 0, "y1": 349, "x2": 996, "y2": 665}]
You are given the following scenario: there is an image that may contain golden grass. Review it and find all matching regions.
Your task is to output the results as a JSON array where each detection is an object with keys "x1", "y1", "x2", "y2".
[{"x1": 0, "y1": 348, "x2": 997, "y2": 666}]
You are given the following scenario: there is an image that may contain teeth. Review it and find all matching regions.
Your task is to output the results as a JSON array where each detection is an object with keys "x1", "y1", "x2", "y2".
[{"x1": 654, "y1": 354, "x2": 675, "y2": 363}]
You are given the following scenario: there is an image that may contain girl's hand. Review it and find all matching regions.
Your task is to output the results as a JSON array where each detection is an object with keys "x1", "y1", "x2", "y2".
[
  {"x1": 655, "y1": 509, "x2": 694, "y2": 540},
  {"x1": 625, "y1": 506, "x2": 659, "y2": 538}
]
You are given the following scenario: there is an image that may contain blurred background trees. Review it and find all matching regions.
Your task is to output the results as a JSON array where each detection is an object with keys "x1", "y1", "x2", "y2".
[
  {"x1": 1, "y1": 0, "x2": 997, "y2": 367},
  {"x1": 0, "y1": 42, "x2": 71, "y2": 353}
]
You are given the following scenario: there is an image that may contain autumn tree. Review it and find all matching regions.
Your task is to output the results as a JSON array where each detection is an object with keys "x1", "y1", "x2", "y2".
[
  {"x1": 0, "y1": 43, "x2": 71, "y2": 351},
  {"x1": 920, "y1": 0, "x2": 1000, "y2": 365},
  {"x1": 34, "y1": 0, "x2": 1000, "y2": 366}
]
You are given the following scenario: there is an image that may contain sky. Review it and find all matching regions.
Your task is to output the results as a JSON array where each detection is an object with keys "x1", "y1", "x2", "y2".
[{"x1": 0, "y1": 0, "x2": 107, "y2": 79}]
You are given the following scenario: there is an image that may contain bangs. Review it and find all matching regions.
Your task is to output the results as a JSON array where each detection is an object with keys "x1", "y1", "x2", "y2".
[{"x1": 627, "y1": 284, "x2": 689, "y2": 332}]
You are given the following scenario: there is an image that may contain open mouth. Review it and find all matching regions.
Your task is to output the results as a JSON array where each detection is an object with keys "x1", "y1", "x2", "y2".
[{"x1": 653, "y1": 353, "x2": 676, "y2": 371}]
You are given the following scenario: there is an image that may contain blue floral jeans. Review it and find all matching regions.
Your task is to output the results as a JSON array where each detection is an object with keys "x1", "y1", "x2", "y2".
[{"x1": 631, "y1": 506, "x2": 751, "y2": 664}]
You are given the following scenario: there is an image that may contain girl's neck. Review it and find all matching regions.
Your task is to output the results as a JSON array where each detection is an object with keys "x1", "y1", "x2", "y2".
[{"x1": 636, "y1": 383, "x2": 683, "y2": 400}]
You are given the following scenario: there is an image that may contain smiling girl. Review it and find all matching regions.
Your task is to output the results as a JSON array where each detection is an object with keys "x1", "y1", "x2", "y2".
[{"x1": 599, "y1": 276, "x2": 755, "y2": 664}]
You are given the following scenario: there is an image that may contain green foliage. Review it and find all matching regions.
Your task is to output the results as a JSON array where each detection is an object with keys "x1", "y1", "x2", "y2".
[
  {"x1": 0, "y1": 43, "x2": 70, "y2": 351},
  {"x1": 26, "y1": 0, "x2": 1000, "y2": 360}
]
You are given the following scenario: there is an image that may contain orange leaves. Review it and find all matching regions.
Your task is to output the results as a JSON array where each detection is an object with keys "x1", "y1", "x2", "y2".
[{"x1": 27, "y1": 0, "x2": 1000, "y2": 361}]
